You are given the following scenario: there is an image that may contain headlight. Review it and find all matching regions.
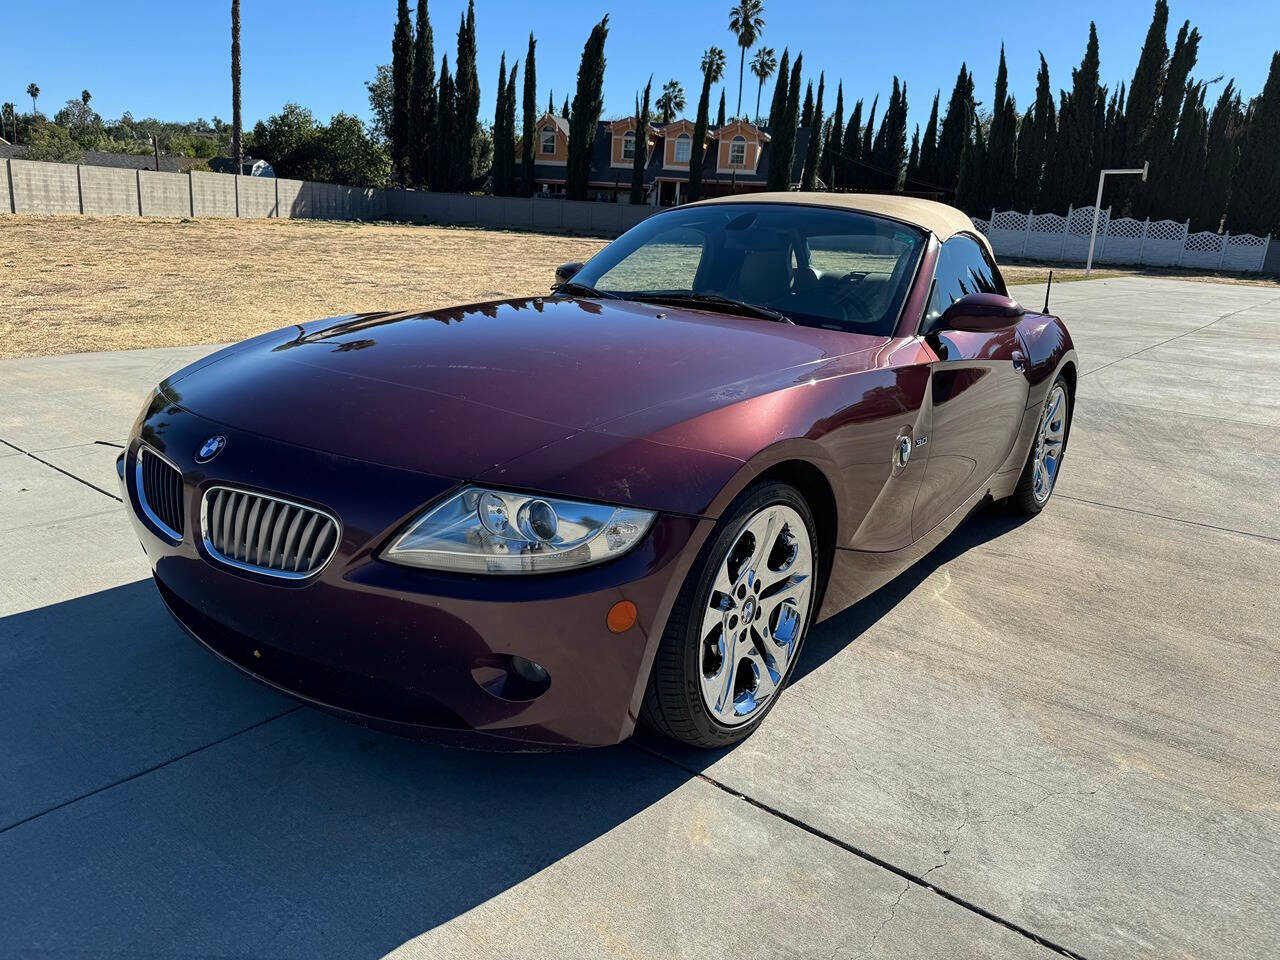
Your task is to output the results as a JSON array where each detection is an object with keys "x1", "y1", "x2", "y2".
[{"x1": 382, "y1": 486, "x2": 656, "y2": 574}]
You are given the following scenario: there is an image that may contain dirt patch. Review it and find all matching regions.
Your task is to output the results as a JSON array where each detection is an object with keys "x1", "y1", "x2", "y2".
[{"x1": 1, "y1": 216, "x2": 607, "y2": 359}]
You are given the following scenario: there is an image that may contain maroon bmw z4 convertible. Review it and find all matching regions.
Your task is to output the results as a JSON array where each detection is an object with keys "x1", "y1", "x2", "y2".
[{"x1": 120, "y1": 193, "x2": 1075, "y2": 750}]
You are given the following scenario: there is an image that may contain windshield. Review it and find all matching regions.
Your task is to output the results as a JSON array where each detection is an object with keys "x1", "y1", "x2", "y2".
[{"x1": 571, "y1": 203, "x2": 925, "y2": 336}]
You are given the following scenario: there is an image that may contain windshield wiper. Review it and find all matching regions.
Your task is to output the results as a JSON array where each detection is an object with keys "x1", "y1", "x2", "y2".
[
  {"x1": 631, "y1": 292, "x2": 793, "y2": 325},
  {"x1": 550, "y1": 280, "x2": 623, "y2": 300}
]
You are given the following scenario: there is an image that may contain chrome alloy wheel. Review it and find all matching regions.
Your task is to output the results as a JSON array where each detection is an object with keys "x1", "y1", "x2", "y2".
[
  {"x1": 698, "y1": 504, "x2": 814, "y2": 727},
  {"x1": 1032, "y1": 383, "x2": 1069, "y2": 503}
]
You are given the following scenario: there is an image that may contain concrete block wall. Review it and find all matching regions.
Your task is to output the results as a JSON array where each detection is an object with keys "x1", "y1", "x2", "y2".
[
  {"x1": 237, "y1": 176, "x2": 277, "y2": 218},
  {"x1": 190, "y1": 171, "x2": 237, "y2": 217},
  {"x1": 139, "y1": 171, "x2": 191, "y2": 217},
  {"x1": 79, "y1": 166, "x2": 139, "y2": 216},
  {"x1": 10, "y1": 159, "x2": 80, "y2": 214}
]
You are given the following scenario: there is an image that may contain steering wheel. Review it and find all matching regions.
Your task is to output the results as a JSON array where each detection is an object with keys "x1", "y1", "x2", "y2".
[{"x1": 831, "y1": 270, "x2": 873, "y2": 325}]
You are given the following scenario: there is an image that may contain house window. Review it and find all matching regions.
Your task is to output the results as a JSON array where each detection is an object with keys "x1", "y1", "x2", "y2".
[
  {"x1": 540, "y1": 129, "x2": 556, "y2": 155},
  {"x1": 729, "y1": 135, "x2": 747, "y2": 166},
  {"x1": 674, "y1": 133, "x2": 691, "y2": 164},
  {"x1": 622, "y1": 131, "x2": 636, "y2": 160}
]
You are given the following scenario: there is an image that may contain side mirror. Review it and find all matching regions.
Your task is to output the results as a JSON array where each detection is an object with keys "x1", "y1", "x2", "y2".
[
  {"x1": 555, "y1": 261, "x2": 584, "y2": 284},
  {"x1": 937, "y1": 292, "x2": 1025, "y2": 332}
]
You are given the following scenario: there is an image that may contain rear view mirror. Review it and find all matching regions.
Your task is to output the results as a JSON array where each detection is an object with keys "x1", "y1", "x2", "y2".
[
  {"x1": 938, "y1": 292, "x2": 1025, "y2": 332},
  {"x1": 555, "y1": 261, "x2": 584, "y2": 284}
]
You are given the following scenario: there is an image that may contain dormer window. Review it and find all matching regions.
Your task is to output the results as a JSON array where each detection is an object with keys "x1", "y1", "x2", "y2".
[
  {"x1": 674, "y1": 133, "x2": 691, "y2": 164},
  {"x1": 622, "y1": 131, "x2": 636, "y2": 160},
  {"x1": 540, "y1": 128, "x2": 556, "y2": 154},
  {"x1": 729, "y1": 135, "x2": 747, "y2": 166}
]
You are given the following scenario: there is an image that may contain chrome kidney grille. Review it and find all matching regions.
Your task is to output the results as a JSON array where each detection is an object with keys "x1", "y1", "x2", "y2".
[
  {"x1": 201, "y1": 487, "x2": 340, "y2": 579},
  {"x1": 137, "y1": 447, "x2": 185, "y2": 541}
]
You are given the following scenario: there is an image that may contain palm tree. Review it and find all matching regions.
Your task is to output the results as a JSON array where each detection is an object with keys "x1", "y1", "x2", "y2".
[
  {"x1": 749, "y1": 47, "x2": 776, "y2": 124},
  {"x1": 728, "y1": 0, "x2": 765, "y2": 120},
  {"x1": 26, "y1": 83, "x2": 39, "y2": 115},
  {"x1": 81, "y1": 89, "x2": 91, "y2": 107},
  {"x1": 657, "y1": 79, "x2": 686, "y2": 124},
  {"x1": 231, "y1": 0, "x2": 243, "y2": 173}
]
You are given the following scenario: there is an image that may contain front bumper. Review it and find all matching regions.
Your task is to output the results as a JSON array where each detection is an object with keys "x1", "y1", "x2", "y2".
[{"x1": 120, "y1": 401, "x2": 710, "y2": 748}]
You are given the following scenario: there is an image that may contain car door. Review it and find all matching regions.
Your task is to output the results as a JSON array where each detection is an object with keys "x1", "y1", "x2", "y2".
[{"x1": 911, "y1": 234, "x2": 1029, "y2": 540}]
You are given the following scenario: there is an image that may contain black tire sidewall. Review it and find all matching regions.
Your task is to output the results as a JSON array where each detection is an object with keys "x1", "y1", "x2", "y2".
[{"x1": 676, "y1": 481, "x2": 819, "y2": 747}]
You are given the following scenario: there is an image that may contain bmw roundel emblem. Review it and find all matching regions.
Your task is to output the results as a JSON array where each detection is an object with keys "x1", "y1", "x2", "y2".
[{"x1": 195, "y1": 435, "x2": 227, "y2": 463}]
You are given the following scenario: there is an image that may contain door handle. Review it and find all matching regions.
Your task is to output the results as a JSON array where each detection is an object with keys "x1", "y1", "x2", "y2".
[{"x1": 1011, "y1": 350, "x2": 1027, "y2": 371}]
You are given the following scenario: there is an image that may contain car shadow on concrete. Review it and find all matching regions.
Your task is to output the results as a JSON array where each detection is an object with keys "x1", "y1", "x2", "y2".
[
  {"x1": 636, "y1": 502, "x2": 1034, "y2": 768},
  {"x1": 0, "y1": 579, "x2": 691, "y2": 957},
  {"x1": 0, "y1": 505, "x2": 1030, "y2": 957}
]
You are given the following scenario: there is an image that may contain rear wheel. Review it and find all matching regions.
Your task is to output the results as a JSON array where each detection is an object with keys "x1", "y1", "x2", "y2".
[
  {"x1": 1012, "y1": 376, "x2": 1070, "y2": 514},
  {"x1": 640, "y1": 482, "x2": 817, "y2": 748}
]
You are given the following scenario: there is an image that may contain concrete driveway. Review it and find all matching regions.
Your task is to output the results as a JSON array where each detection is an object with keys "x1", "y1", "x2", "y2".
[{"x1": 2, "y1": 276, "x2": 1277, "y2": 959}]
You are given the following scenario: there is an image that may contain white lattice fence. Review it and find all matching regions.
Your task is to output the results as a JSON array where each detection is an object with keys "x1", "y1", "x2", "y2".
[
  {"x1": 1097, "y1": 216, "x2": 1145, "y2": 264},
  {"x1": 978, "y1": 205, "x2": 1271, "y2": 273},
  {"x1": 1143, "y1": 219, "x2": 1189, "y2": 266},
  {"x1": 1222, "y1": 233, "x2": 1270, "y2": 271}
]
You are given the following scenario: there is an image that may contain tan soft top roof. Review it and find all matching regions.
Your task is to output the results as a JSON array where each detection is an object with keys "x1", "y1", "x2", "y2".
[{"x1": 688, "y1": 191, "x2": 989, "y2": 251}]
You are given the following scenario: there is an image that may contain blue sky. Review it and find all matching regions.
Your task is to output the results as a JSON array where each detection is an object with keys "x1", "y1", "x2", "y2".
[{"x1": 5, "y1": 0, "x2": 1278, "y2": 141}]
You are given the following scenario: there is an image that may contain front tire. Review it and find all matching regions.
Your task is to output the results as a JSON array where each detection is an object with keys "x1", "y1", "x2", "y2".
[
  {"x1": 640, "y1": 481, "x2": 818, "y2": 748},
  {"x1": 1012, "y1": 375, "x2": 1071, "y2": 514}
]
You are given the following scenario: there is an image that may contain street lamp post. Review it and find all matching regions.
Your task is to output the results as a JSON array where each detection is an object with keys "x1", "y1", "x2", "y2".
[{"x1": 1085, "y1": 161, "x2": 1149, "y2": 276}]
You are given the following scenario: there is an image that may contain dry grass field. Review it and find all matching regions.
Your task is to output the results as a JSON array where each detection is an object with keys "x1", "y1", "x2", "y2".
[
  {"x1": 2, "y1": 214, "x2": 1273, "y2": 359},
  {"x1": 0, "y1": 216, "x2": 607, "y2": 359}
]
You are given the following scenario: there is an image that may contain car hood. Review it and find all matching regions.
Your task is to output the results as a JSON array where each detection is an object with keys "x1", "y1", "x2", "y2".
[{"x1": 164, "y1": 296, "x2": 885, "y2": 490}]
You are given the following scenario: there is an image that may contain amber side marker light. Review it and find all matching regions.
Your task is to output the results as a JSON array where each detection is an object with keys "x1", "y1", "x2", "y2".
[{"x1": 606, "y1": 600, "x2": 638, "y2": 633}]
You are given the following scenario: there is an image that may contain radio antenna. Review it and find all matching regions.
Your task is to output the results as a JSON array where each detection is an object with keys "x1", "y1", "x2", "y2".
[{"x1": 1042, "y1": 270, "x2": 1054, "y2": 314}]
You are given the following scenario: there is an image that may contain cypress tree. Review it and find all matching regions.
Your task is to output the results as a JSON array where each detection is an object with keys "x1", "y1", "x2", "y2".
[
  {"x1": 870, "y1": 79, "x2": 907, "y2": 191},
  {"x1": 1015, "y1": 53, "x2": 1055, "y2": 210},
  {"x1": 1012, "y1": 110, "x2": 1034, "y2": 208},
  {"x1": 917, "y1": 91, "x2": 940, "y2": 188},
  {"x1": 955, "y1": 115, "x2": 986, "y2": 213},
  {"x1": 1165, "y1": 81, "x2": 1207, "y2": 224},
  {"x1": 492, "y1": 54, "x2": 508, "y2": 194},
  {"x1": 391, "y1": 0, "x2": 414, "y2": 184},
  {"x1": 839, "y1": 98, "x2": 862, "y2": 189},
  {"x1": 1140, "y1": 20, "x2": 1200, "y2": 216},
  {"x1": 935, "y1": 65, "x2": 973, "y2": 199},
  {"x1": 1229, "y1": 52, "x2": 1280, "y2": 236},
  {"x1": 631, "y1": 76, "x2": 652, "y2": 205},
  {"x1": 801, "y1": 72, "x2": 825, "y2": 190},
  {"x1": 521, "y1": 32, "x2": 537, "y2": 197},
  {"x1": 409, "y1": 0, "x2": 436, "y2": 190},
  {"x1": 767, "y1": 48, "x2": 789, "y2": 129},
  {"x1": 688, "y1": 46, "x2": 725, "y2": 202},
  {"x1": 562, "y1": 95, "x2": 570, "y2": 118},
  {"x1": 1047, "y1": 23, "x2": 1102, "y2": 212},
  {"x1": 1199, "y1": 80, "x2": 1241, "y2": 231},
  {"x1": 820, "y1": 81, "x2": 843, "y2": 187},
  {"x1": 566, "y1": 15, "x2": 608, "y2": 200},
  {"x1": 547, "y1": 91, "x2": 554, "y2": 115},
  {"x1": 453, "y1": 1, "x2": 480, "y2": 187},
  {"x1": 503, "y1": 61, "x2": 518, "y2": 195},
  {"x1": 801, "y1": 81, "x2": 814, "y2": 128},
  {"x1": 857, "y1": 94, "x2": 877, "y2": 190},
  {"x1": 905, "y1": 125, "x2": 921, "y2": 190},
  {"x1": 1125, "y1": 0, "x2": 1170, "y2": 166},
  {"x1": 717, "y1": 89, "x2": 726, "y2": 128},
  {"x1": 985, "y1": 45, "x2": 1016, "y2": 211},
  {"x1": 767, "y1": 52, "x2": 803, "y2": 190},
  {"x1": 433, "y1": 56, "x2": 455, "y2": 190}
]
